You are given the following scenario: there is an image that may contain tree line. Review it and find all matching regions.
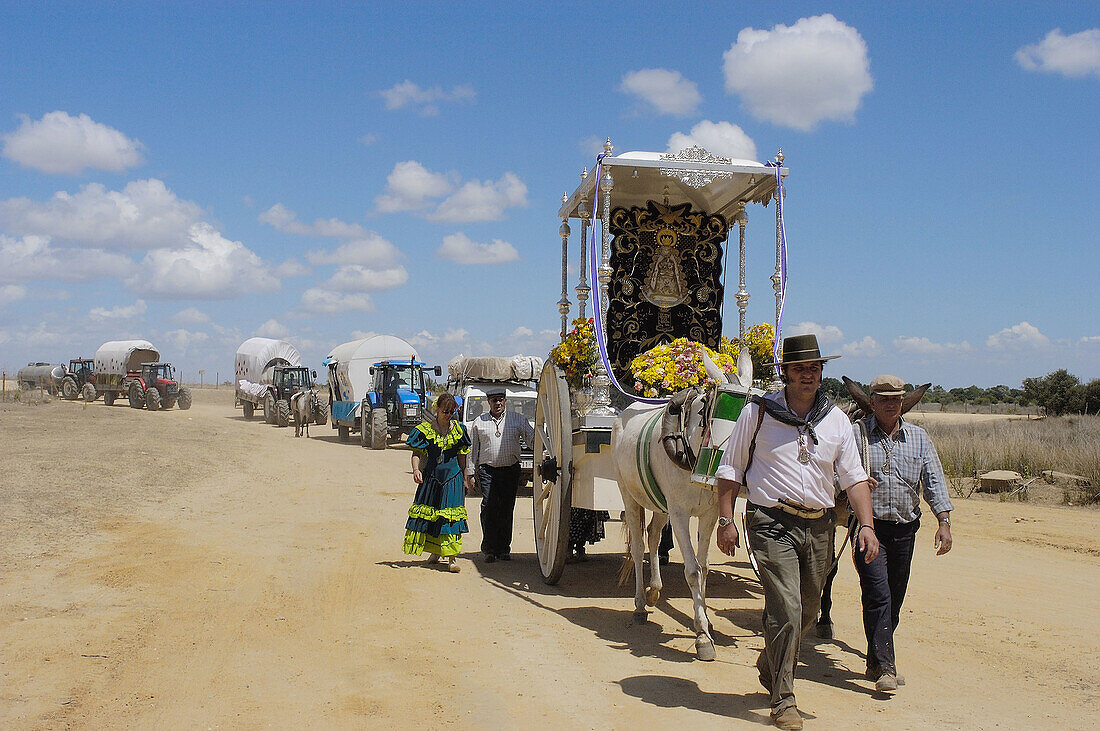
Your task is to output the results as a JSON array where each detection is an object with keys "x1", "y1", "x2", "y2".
[{"x1": 823, "y1": 369, "x2": 1100, "y2": 417}]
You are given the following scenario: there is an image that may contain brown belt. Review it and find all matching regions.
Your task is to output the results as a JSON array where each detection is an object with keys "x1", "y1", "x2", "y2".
[{"x1": 751, "y1": 500, "x2": 828, "y2": 520}]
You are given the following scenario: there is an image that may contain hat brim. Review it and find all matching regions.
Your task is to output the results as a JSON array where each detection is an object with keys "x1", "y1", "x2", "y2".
[
  {"x1": 764, "y1": 354, "x2": 842, "y2": 367},
  {"x1": 871, "y1": 389, "x2": 906, "y2": 397}
]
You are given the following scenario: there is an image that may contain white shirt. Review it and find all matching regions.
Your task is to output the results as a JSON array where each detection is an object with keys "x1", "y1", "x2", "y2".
[
  {"x1": 715, "y1": 391, "x2": 868, "y2": 510},
  {"x1": 466, "y1": 410, "x2": 534, "y2": 474}
]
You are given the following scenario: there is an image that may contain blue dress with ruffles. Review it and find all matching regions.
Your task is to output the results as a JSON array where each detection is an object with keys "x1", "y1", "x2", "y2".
[{"x1": 403, "y1": 420, "x2": 470, "y2": 557}]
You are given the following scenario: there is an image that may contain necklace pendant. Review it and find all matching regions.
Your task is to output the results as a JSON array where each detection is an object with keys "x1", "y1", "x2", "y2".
[{"x1": 798, "y1": 446, "x2": 812, "y2": 465}]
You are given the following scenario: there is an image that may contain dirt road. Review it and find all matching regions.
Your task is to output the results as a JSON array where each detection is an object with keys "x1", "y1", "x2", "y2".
[{"x1": 2, "y1": 389, "x2": 1097, "y2": 729}]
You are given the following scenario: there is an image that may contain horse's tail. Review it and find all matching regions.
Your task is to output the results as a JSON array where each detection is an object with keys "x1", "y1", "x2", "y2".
[{"x1": 617, "y1": 521, "x2": 634, "y2": 587}]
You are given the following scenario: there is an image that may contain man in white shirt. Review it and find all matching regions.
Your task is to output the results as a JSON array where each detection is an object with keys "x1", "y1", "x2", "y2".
[
  {"x1": 714, "y1": 334, "x2": 879, "y2": 730},
  {"x1": 464, "y1": 388, "x2": 534, "y2": 562}
]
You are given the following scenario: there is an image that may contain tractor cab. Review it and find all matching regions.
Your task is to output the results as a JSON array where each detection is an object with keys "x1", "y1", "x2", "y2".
[
  {"x1": 67, "y1": 358, "x2": 96, "y2": 386},
  {"x1": 272, "y1": 366, "x2": 317, "y2": 399},
  {"x1": 141, "y1": 363, "x2": 180, "y2": 396},
  {"x1": 369, "y1": 358, "x2": 442, "y2": 433}
]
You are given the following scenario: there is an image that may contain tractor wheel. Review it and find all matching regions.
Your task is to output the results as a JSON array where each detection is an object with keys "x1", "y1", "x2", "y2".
[
  {"x1": 313, "y1": 399, "x2": 329, "y2": 426},
  {"x1": 81, "y1": 382, "x2": 97, "y2": 402},
  {"x1": 369, "y1": 407, "x2": 388, "y2": 450},
  {"x1": 104, "y1": 390, "x2": 116, "y2": 407},
  {"x1": 177, "y1": 388, "x2": 192, "y2": 410},
  {"x1": 338, "y1": 425, "x2": 350, "y2": 442},
  {"x1": 61, "y1": 376, "x2": 79, "y2": 400},
  {"x1": 264, "y1": 394, "x2": 276, "y2": 424},
  {"x1": 162, "y1": 397, "x2": 177, "y2": 410},
  {"x1": 145, "y1": 387, "x2": 161, "y2": 411},
  {"x1": 276, "y1": 398, "x2": 291, "y2": 427},
  {"x1": 243, "y1": 401, "x2": 254, "y2": 419},
  {"x1": 129, "y1": 382, "x2": 145, "y2": 409}
]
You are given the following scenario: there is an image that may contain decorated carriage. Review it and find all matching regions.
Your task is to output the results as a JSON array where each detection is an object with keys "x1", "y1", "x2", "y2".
[{"x1": 532, "y1": 139, "x2": 789, "y2": 584}]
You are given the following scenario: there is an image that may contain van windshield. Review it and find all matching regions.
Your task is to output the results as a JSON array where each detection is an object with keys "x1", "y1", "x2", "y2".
[{"x1": 464, "y1": 394, "x2": 536, "y2": 424}]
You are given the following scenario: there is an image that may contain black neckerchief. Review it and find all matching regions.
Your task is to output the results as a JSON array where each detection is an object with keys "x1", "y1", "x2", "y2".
[{"x1": 750, "y1": 389, "x2": 834, "y2": 444}]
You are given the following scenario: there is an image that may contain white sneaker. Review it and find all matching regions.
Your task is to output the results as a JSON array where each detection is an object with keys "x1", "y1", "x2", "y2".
[{"x1": 448, "y1": 556, "x2": 461, "y2": 573}]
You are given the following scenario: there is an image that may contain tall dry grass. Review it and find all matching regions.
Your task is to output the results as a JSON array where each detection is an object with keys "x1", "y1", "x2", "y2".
[{"x1": 924, "y1": 415, "x2": 1100, "y2": 504}]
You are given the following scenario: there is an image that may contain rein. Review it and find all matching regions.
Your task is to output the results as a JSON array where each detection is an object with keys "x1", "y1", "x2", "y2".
[{"x1": 661, "y1": 388, "x2": 706, "y2": 471}]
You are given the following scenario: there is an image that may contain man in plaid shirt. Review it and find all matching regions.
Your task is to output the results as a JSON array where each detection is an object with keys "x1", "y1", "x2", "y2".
[{"x1": 855, "y1": 374, "x2": 954, "y2": 692}]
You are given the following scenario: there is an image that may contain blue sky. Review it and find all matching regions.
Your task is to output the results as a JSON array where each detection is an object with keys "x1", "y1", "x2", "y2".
[{"x1": 1, "y1": 2, "x2": 1097, "y2": 388}]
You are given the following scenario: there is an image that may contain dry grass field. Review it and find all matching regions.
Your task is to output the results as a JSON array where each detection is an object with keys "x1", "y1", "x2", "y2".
[{"x1": 2, "y1": 391, "x2": 1098, "y2": 728}]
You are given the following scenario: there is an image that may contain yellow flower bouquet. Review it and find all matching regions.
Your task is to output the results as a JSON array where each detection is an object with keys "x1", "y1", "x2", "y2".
[
  {"x1": 550, "y1": 317, "x2": 598, "y2": 389},
  {"x1": 629, "y1": 338, "x2": 737, "y2": 398},
  {"x1": 719, "y1": 323, "x2": 776, "y2": 379}
]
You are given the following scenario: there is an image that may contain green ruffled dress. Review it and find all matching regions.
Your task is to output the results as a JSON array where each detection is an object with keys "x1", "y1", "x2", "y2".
[{"x1": 403, "y1": 420, "x2": 470, "y2": 557}]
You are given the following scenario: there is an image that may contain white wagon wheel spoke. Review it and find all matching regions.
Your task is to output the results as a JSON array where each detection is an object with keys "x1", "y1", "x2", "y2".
[{"x1": 532, "y1": 359, "x2": 572, "y2": 585}]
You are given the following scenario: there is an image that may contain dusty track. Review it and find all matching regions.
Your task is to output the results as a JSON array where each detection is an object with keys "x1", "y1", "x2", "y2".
[{"x1": 2, "y1": 389, "x2": 1097, "y2": 728}]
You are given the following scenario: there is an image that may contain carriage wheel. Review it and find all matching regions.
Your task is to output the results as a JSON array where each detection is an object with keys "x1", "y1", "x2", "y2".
[{"x1": 533, "y1": 359, "x2": 573, "y2": 585}]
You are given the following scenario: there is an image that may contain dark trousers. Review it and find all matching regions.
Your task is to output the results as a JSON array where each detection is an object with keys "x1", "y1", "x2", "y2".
[
  {"x1": 853, "y1": 517, "x2": 919, "y2": 675},
  {"x1": 478, "y1": 463, "x2": 520, "y2": 555},
  {"x1": 748, "y1": 505, "x2": 834, "y2": 714}
]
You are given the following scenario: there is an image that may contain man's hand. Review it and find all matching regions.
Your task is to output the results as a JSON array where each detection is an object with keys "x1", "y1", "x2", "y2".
[
  {"x1": 858, "y1": 524, "x2": 880, "y2": 563},
  {"x1": 464, "y1": 474, "x2": 475, "y2": 495},
  {"x1": 716, "y1": 522, "x2": 740, "y2": 557},
  {"x1": 934, "y1": 521, "x2": 952, "y2": 555}
]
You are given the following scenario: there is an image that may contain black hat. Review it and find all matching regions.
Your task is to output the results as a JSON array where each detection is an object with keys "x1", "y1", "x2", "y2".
[
  {"x1": 765, "y1": 334, "x2": 841, "y2": 367},
  {"x1": 486, "y1": 388, "x2": 506, "y2": 398}
]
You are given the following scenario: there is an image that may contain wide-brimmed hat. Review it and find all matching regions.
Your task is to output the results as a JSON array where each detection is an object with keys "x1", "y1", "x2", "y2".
[
  {"x1": 765, "y1": 334, "x2": 841, "y2": 367},
  {"x1": 869, "y1": 374, "x2": 907, "y2": 397}
]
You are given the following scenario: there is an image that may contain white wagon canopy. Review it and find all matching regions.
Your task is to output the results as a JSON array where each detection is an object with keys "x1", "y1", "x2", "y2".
[
  {"x1": 94, "y1": 340, "x2": 160, "y2": 376},
  {"x1": 235, "y1": 337, "x2": 302, "y2": 386},
  {"x1": 325, "y1": 335, "x2": 419, "y2": 403}
]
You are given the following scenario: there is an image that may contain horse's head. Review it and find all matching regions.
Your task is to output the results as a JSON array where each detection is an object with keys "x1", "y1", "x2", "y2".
[{"x1": 660, "y1": 387, "x2": 710, "y2": 471}]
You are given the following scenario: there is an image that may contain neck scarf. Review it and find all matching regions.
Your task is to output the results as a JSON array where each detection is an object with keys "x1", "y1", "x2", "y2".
[{"x1": 751, "y1": 389, "x2": 834, "y2": 444}]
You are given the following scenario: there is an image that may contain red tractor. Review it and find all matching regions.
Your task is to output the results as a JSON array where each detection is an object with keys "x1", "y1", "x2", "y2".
[{"x1": 127, "y1": 362, "x2": 193, "y2": 411}]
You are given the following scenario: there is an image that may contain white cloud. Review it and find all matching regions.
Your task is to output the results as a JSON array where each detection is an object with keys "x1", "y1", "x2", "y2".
[
  {"x1": 1015, "y1": 28, "x2": 1100, "y2": 79},
  {"x1": 788, "y1": 321, "x2": 844, "y2": 345},
  {"x1": 1081, "y1": 335, "x2": 1100, "y2": 344},
  {"x1": 579, "y1": 135, "x2": 606, "y2": 157},
  {"x1": 0, "y1": 179, "x2": 204, "y2": 250},
  {"x1": 894, "y1": 336, "x2": 971, "y2": 355},
  {"x1": 127, "y1": 223, "x2": 278, "y2": 299},
  {"x1": 0, "y1": 284, "x2": 26, "y2": 306},
  {"x1": 350, "y1": 329, "x2": 381, "y2": 340},
  {"x1": 621, "y1": 68, "x2": 702, "y2": 115},
  {"x1": 160, "y1": 328, "x2": 209, "y2": 351},
  {"x1": 380, "y1": 81, "x2": 476, "y2": 115},
  {"x1": 255, "y1": 319, "x2": 290, "y2": 338},
  {"x1": 173, "y1": 307, "x2": 210, "y2": 326},
  {"x1": 842, "y1": 336, "x2": 880, "y2": 357},
  {"x1": 298, "y1": 288, "x2": 374, "y2": 315},
  {"x1": 358, "y1": 133, "x2": 377, "y2": 146},
  {"x1": 407, "y1": 328, "x2": 470, "y2": 349},
  {"x1": 374, "y1": 161, "x2": 456, "y2": 213},
  {"x1": 307, "y1": 236, "x2": 402, "y2": 267},
  {"x1": 259, "y1": 204, "x2": 370, "y2": 239},
  {"x1": 667, "y1": 121, "x2": 758, "y2": 161},
  {"x1": 511, "y1": 326, "x2": 534, "y2": 338},
  {"x1": 274, "y1": 258, "x2": 311, "y2": 278},
  {"x1": 723, "y1": 14, "x2": 873, "y2": 131},
  {"x1": 985, "y1": 321, "x2": 1051, "y2": 350},
  {"x1": 0, "y1": 234, "x2": 131, "y2": 284},
  {"x1": 437, "y1": 233, "x2": 520, "y2": 265},
  {"x1": 327, "y1": 264, "x2": 409, "y2": 292},
  {"x1": 2, "y1": 111, "x2": 145, "y2": 175},
  {"x1": 89, "y1": 299, "x2": 147, "y2": 322},
  {"x1": 431, "y1": 173, "x2": 527, "y2": 223}
]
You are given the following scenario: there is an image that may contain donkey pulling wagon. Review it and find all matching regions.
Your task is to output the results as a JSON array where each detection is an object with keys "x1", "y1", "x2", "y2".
[{"x1": 534, "y1": 139, "x2": 790, "y2": 656}]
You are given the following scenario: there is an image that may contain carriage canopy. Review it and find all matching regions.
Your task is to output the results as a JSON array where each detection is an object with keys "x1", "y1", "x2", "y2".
[
  {"x1": 94, "y1": 340, "x2": 160, "y2": 376},
  {"x1": 234, "y1": 337, "x2": 302, "y2": 385}
]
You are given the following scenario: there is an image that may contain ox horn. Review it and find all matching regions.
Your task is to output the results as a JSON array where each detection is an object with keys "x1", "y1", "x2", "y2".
[
  {"x1": 902, "y1": 383, "x2": 932, "y2": 415},
  {"x1": 661, "y1": 389, "x2": 695, "y2": 471},
  {"x1": 843, "y1": 376, "x2": 873, "y2": 416}
]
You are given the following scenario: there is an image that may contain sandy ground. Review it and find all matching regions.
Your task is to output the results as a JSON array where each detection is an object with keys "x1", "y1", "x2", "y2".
[{"x1": 2, "y1": 389, "x2": 1098, "y2": 729}]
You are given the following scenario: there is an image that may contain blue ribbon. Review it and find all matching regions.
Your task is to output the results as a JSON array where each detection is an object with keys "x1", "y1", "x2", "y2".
[{"x1": 587, "y1": 155, "x2": 668, "y2": 406}]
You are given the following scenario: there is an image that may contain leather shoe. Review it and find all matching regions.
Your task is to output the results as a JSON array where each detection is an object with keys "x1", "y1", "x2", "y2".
[
  {"x1": 484, "y1": 553, "x2": 496, "y2": 563},
  {"x1": 875, "y1": 672, "x2": 898, "y2": 691},
  {"x1": 498, "y1": 553, "x2": 511, "y2": 561},
  {"x1": 772, "y1": 706, "x2": 803, "y2": 730}
]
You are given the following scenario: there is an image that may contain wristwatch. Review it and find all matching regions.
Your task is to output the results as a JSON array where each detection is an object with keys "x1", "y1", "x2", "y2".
[
  {"x1": 939, "y1": 515, "x2": 951, "y2": 525},
  {"x1": 717, "y1": 516, "x2": 735, "y2": 528}
]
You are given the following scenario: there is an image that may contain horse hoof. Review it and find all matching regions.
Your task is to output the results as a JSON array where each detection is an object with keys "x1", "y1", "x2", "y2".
[
  {"x1": 696, "y1": 637, "x2": 717, "y2": 661},
  {"x1": 632, "y1": 610, "x2": 649, "y2": 624},
  {"x1": 644, "y1": 587, "x2": 660, "y2": 606},
  {"x1": 815, "y1": 622, "x2": 834, "y2": 640}
]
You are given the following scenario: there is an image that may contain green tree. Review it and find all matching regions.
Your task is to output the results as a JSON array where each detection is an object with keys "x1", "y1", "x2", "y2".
[
  {"x1": 1083, "y1": 379, "x2": 1100, "y2": 415},
  {"x1": 1022, "y1": 369, "x2": 1085, "y2": 416}
]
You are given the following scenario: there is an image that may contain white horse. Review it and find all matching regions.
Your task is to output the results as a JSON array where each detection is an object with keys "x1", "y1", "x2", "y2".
[
  {"x1": 611, "y1": 350, "x2": 748, "y2": 661},
  {"x1": 290, "y1": 390, "x2": 316, "y2": 437}
]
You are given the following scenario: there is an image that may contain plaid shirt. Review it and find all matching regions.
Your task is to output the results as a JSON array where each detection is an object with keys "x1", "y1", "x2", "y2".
[{"x1": 856, "y1": 415, "x2": 953, "y2": 523}]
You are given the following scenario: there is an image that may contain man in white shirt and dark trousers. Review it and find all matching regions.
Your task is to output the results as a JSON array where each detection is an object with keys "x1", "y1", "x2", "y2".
[
  {"x1": 715, "y1": 334, "x2": 880, "y2": 730},
  {"x1": 465, "y1": 388, "x2": 534, "y2": 562}
]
